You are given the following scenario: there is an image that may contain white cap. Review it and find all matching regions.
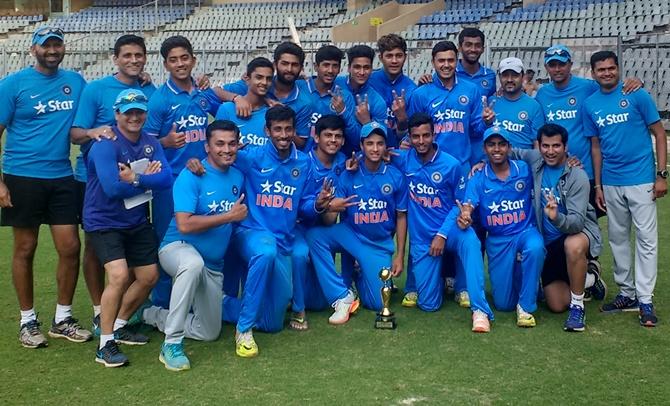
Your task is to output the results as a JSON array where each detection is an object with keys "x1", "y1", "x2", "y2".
[{"x1": 498, "y1": 57, "x2": 524, "y2": 73}]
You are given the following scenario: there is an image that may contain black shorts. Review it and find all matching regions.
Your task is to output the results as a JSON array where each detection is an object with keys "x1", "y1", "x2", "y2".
[
  {"x1": 86, "y1": 223, "x2": 158, "y2": 267},
  {"x1": 75, "y1": 179, "x2": 86, "y2": 225},
  {"x1": 1, "y1": 174, "x2": 79, "y2": 227},
  {"x1": 589, "y1": 179, "x2": 607, "y2": 218},
  {"x1": 541, "y1": 235, "x2": 569, "y2": 287}
]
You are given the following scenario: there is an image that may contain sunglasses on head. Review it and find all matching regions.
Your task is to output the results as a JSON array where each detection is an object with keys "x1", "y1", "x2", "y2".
[
  {"x1": 118, "y1": 93, "x2": 149, "y2": 104},
  {"x1": 545, "y1": 48, "x2": 570, "y2": 59},
  {"x1": 34, "y1": 27, "x2": 64, "y2": 38}
]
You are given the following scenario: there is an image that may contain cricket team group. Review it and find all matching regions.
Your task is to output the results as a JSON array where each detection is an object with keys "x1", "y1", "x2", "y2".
[{"x1": 0, "y1": 25, "x2": 666, "y2": 370}]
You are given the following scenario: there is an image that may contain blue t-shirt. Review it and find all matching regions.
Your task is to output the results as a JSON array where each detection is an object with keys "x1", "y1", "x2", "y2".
[
  {"x1": 215, "y1": 102, "x2": 269, "y2": 147},
  {"x1": 491, "y1": 93, "x2": 545, "y2": 149},
  {"x1": 161, "y1": 159, "x2": 244, "y2": 271},
  {"x1": 222, "y1": 79, "x2": 312, "y2": 140},
  {"x1": 535, "y1": 76, "x2": 600, "y2": 179},
  {"x1": 464, "y1": 160, "x2": 535, "y2": 237},
  {"x1": 540, "y1": 164, "x2": 566, "y2": 244},
  {"x1": 407, "y1": 74, "x2": 486, "y2": 164},
  {"x1": 391, "y1": 146, "x2": 464, "y2": 245},
  {"x1": 83, "y1": 126, "x2": 172, "y2": 232},
  {"x1": 144, "y1": 77, "x2": 222, "y2": 178},
  {"x1": 367, "y1": 69, "x2": 417, "y2": 148},
  {"x1": 336, "y1": 161, "x2": 408, "y2": 248},
  {"x1": 0, "y1": 67, "x2": 85, "y2": 178},
  {"x1": 334, "y1": 75, "x2": 387, "y2": 132},
  {"x1": 302, "y1": 78, "x2": 359, "y2": 155},
  {"x1": 583, "y1": 82, "x2": 660, "y2": 186},
  {"x1": 456, "y1": 60, "x2": 496, "y2": 98},
  {"x1": 302, "y1": 149, "x2": 346, "y2": 226},
  {"x1": 72, "y1": 75, "x2": 157, "y2": 182},
  {"x1": 234, "y1": 142, "x2": 318, "y2": 253}
]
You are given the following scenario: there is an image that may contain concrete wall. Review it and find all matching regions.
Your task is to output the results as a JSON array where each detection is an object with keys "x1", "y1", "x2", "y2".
[
  {"x1": 70, "y1": 0, "x2": 91, "y2": 12},
  {"x1": 377, "y1": 0, "x2": 444, "y2": 38}
]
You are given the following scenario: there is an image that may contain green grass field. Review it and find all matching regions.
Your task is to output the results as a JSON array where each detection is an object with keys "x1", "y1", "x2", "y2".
[{"x1": 1, "y1": 197, "x2": 668, "y2": 405}]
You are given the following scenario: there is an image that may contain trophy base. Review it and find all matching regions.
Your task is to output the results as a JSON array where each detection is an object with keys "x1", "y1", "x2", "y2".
[{"x1": 374, "y1": 314, "x2": 397, "y2": 329}]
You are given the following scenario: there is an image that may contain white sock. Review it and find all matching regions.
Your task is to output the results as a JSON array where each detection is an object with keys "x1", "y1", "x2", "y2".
[
  {"x1": 20, "y1": 308, "x2": 37, "y2": 326},
  {"x1": 55, "y1": 304, "x2": 72, "y2": 324},
  {"x1": 99, "y1": 334, "x2": 115, "y2": 349},
  {"x1": 93, "y1": 305, "x2": 101, "y2": 318},
  {"x1": 113, "y1": 318, "x2": 128, "y2": 331},
  {"x1": 585, "y1": 272, "x2": 596, "y2": 289},
  {"x1": 571, "y1": 291, "x2": 585, "y2": 308}
]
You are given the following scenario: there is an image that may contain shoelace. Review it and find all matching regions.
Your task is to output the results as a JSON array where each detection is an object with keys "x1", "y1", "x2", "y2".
[
  {"x1": 639, "y1": 303, "x2": 654, "y2": 314},
  {"x1": 167, "y1": 344, "x2": 186, "y2": 358},
  {"x1": 26, "y1": 320, "x2": 42, "y2": 334},
  {"x1": 614, "y1": 295, "x2": 632, "y2": 308},
  {"x1": 106, "y1": 341, "x2": 121, "y2": 356},
  {"x1": 567, "y1": 306, "x2": 584, "y2": 323}
]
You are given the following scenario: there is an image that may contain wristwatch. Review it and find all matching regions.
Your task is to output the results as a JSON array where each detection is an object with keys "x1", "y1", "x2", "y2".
[
  {"x1": 132, "y1": 174, "x2": 141, "y2": 187},
  {"x1": 657, "y1": 169, "x2": 669, "y2": 179}
]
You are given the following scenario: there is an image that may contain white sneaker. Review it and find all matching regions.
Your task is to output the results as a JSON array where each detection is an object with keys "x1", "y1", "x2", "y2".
[{"x1": 328, "y1": 291, "x2": 360, "y2": 325}]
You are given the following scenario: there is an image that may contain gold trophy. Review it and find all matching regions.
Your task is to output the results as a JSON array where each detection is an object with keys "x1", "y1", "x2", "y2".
[{"x1": 374, "y1": 268, "x2": 397, "y2": 329}]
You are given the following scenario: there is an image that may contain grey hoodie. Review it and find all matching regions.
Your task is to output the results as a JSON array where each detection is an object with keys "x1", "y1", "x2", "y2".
[{"x1": 511, "y1": 148, "x2": 602, "y2": 258}]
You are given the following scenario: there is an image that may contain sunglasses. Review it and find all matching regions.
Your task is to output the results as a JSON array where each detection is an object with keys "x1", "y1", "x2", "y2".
[
  {"x1": 118, "y1": 93, "x2": 149, "y2": 104},
  {"x1": 545, "y1": 48, "x2": 570, "y2": 59},
  {"x1": 34, "y1": 27, "x2": 64, "y2": 38}
]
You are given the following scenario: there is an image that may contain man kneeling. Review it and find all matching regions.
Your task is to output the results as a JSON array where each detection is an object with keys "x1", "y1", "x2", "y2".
[{"x1": 142, "y1": 120, "x2": 246, "y2": 370}]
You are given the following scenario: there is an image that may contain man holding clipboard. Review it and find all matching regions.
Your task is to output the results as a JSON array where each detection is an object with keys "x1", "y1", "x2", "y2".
[{"x1": 83, "y1": 89, "x2": 172, "y2": 367}]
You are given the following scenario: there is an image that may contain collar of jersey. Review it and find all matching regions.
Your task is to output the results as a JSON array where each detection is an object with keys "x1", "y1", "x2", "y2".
[
  {"x1": 456, "y1": 60, "x2": 491, "y2": 77},
  {"x1": 268, "y1": 77, "x2": 299, "y2": 103},
  {"x1": 432, "y1": 72, "x2": 459, "y2": 91},
  {"x1": 306, "y1": 77, "x2": 333, "y2": 98},
  {"x1": 309, "y1": 148, "x2": 345, "y2": 172},
  {"x1": 600, "y1": 81, "x2": 623, "y2": 95},
  {"x1": 265, "y1": 140, "x2": 298, "y2": 162},
  {"x1": 343, "y1": 75, "x2": 371, "y2": 96},
  {"x1": 166, "y1": 76, "x2": 198, "y2": 95},
  {"x1": 484, "y1": 159, "x2": 520, "y2": 181},
  {"x1": 410, "y1": 144, "x2": 440, "y2": 165},
  {"x1": 111, "y1": 73, "x2": 142, "y2": 88},
  {"x1": 359, "y1": 160, "x2": 387, "y2": 176}
]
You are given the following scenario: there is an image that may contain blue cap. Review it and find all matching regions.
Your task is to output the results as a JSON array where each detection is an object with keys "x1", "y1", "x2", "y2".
[
  {"x1": 32, "y1": 26, "x2": 64, "y2": 46},
  {"x1": 544, "y1": 44, "x2": 571, "y2": 64},
  {"x1": 113, "y1": 89, "x2": 149, "y2": 113},
  {"x1": 360, "y1": 121, "x2": 387, "y2": 140},
  {"x1": 483, "y1": 126, "x2": 511, "y2": 142}
]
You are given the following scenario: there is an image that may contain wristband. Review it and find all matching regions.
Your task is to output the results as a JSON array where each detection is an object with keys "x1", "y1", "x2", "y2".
[{"x1": 593, "y1": 184, "x2": 602, "y2": 189}]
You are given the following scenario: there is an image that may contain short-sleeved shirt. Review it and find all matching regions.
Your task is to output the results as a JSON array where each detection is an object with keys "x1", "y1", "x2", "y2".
[
  {"x1": 161, "y1": 159, "x2": 244, "y2": 271},
  {"x1": 72, "y1": 75, "x2": 156, "y2": 181},
  {"x1": 367, "y1": 69, "x2": 417, "y2": 148},
  {"x1": 583, "y1": 82, "x2": 660, "y2": 186},
  {"x1": 491, "y1": 93, "x2": 545, "y2": 149},
  {"x1": 456, "y1": 60, "x2": 496, "y2": 98},
  {"x1": 540, "y1": 164, "x2": 566, "y2": 244},
  {"x1": 0, "y1": 67, "x2": 85, "y2": 178},
  {"x1": 215, "y1": 102, "x2": 269, "y2": 147}
]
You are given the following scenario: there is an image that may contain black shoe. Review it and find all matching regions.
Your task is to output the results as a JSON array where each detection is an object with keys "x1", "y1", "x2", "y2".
[
  {"x1": 114, "y1": 326, "x2": 149, "y2": 346},
  {"x1": 95, "y1": 340, "x2": 129, "y2": 368}
]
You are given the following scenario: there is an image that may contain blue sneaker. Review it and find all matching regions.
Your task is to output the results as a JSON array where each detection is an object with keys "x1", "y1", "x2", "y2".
[
  {"x1": 563, "y1": 305, "x2": 586, "y2": 332},
  {"x1": 600, "y1": 294, "x2": 638, "y2": 313},
  {"x1": 95, "y1": 340, "x2": 128, "y2": 368},
  {"x1": 159, "y1": 342, "x2": 191, "y2": 371},
  {"x1": 639, "y1": 303, "x2": 658, "y2": 327},
  {"x1": 92, "y1": 315, "x2": 100, "y2": 337},
  {"x1": 127, "y1": 300, "x2": 153, "y2": 327}
]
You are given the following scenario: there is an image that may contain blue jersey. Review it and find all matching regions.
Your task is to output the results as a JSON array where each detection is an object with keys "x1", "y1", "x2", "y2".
[
  {"x1": 540, "y1": 164, "x2": 566, "y2": 244},
  {"x1": 407, "y1": 74, "x2": 486, "y2": 164},
  {"x1": 83, "y1": 126, "x2": 172, "y2": 232},
  {"x1": 234, "y1": 142, "x2": 318, "y2": 253},
  {"x1": 72, "y1": 75, "x2": 156, "y2": 182},
  {"x1": 222, "y1": 79, "x2": 312, "y2": 139},
  {"x1": 491, "y1": 93, "x2": 545, "y2": 149},
  {"x1": 336, "y1": 162, "x2": 408, "y2": 244},
  {"x1": 456, "y1": 60, "x2": 496, "y2": 98},
  {"x1": 583, "y1": 83, "x2": 660, "y2": 186},
  {"x1": 215, "y1": 101, "x2": 269, "y2": 147},
  {"x1": 535, "y1": 76, "x2": 600, "y2": 179},
  {"x1": 305, "y1": 148, "x2": 347, "y2": 196},
  {"x1": 144, "y1": 77, "x2": 222, "y2": 178},
  {"x1": 0, "y1": 67, "x2": 85, "y2": 178},
  {"x1": 334, "y1": 75, "x2": 387, "y2": 128},
  {"x1": 302, "y1": 78, "x2": 359, "y2": 155},
  {"x1": 367, "y1": 69, "x2": 417, "y2": 148},
  {"x1": 464, "y1": 160, "x2": 535, "y2": 237},
  {"x1": 161, "y1": 159, "x2": 244, "y2": 271},
  {"x1": 392, "y1": 147, "x2": 464, "y2": 245}
]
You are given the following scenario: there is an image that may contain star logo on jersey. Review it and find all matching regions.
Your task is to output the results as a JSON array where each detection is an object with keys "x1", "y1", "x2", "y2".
[
  {"x1": 546, "y1": 110, "x2": 555, "y2": 121},
  {"x1": 596, "y1": 116, "x2": 606, "y2": 127},
  {"x1": 619, "y1": 99, "x2": 629, "y2": 108},
  {"x1": 458, "y1": 95, "x2": 469, "y2": 105},
  {"x1": 261, "y1": 180, "x2": 272, "y2": 193},
  {"x1": 291, "y1": 168, "x2": 300, "y2": 179},
  {"x1": 33, "y1": 101, "x2": 47, "y2": 114},
  {"x1": 434, "y1": 110, "x2": 445, "y2": 121},
  {"x1": 515, "y1": 180, "x2": 526, "y2": 191},
  {"x1": 493, "y1": 119, "x2": 501, "y2": 127},
  {"x1": 518, "y1": 111, "x2": 528, "y2": 121},
  {"x1": 357, "y1": 198, "x2": 368, "y2": 210},
  {"x1": 408, "y1": 181, "x2": 416, "y2": 193},
  {"x1": 381, "y1": 183, "x2": 393, "y2": 195},
  {"x1": 568, "y1": 97, "x2": 577, "y2": 106},
  {"x1": 431, "y1": 172, "x2": 442, "y2": 183},
  {"x1": 488, "y1": 201, "x2": 501, "y2": 213},
  {"x1": 207, "y1": 200, "x2": 219, "y2": 214},
  {"x1": 481, "y1": 79, "x2": 489, "y2": 88},
  {"x1": 143, "y1": 145, "x2": 154, "y2": 157},
  {"x1": 62, "y1": 85, "x2": 71, "y2": 95},
  {"x1": 176, "y1": 116, "x2": 189, "y2": 130}
]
